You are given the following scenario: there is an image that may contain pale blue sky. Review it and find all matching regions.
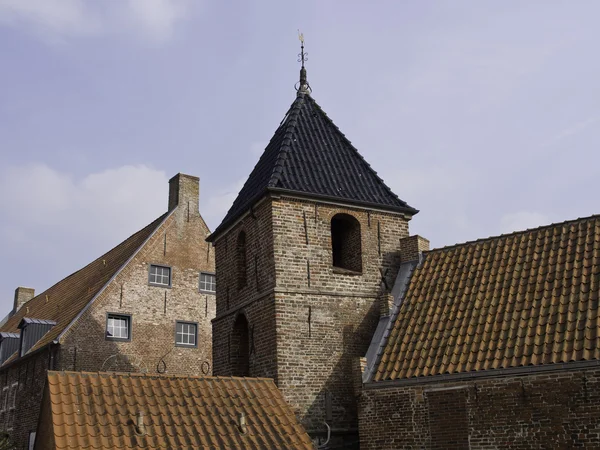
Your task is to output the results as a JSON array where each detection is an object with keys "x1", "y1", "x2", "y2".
[{"x1": 1, "y1": 1, "x2": 599, "y2": 312}]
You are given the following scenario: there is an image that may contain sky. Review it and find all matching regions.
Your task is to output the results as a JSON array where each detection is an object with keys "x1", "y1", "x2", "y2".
[{"x1": 1, "y1": 1, "x2": 599, "y2": 312}]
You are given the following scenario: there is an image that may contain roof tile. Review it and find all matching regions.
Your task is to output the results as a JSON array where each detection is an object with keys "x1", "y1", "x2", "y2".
[
  {"x1": 42, "y1": 371, "x2": 313, "y2": 449},
  {"x1": 375, "y1": 215, "x2": 600, "y2": 382},
  {"x1": 0, "y1": 213, "x2": 169, "y2": 360}
]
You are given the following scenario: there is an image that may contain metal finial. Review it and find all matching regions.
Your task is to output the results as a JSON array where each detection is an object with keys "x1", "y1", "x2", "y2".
[{"x1": 296, "y1": 30, "x2": 311, "y2": 94}]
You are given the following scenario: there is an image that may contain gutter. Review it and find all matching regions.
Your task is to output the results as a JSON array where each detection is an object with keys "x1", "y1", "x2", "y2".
[
  {"x1": 364, "y1": 359, "x2": 600, "y2": 390},
  {"x1": 208, "y1": 188, "x2": 418, "y2": 242}
]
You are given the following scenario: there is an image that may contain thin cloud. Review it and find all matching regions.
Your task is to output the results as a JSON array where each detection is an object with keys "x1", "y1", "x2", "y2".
[
  {"x1": 0, "y1": 164, "x2": 169, "y2": 246},
  {"x1": 0, "y1": 0, "x2": 195, "y2": 43},
  {"x1": 541, "y1": 115, "x2": 600, "y2": 147}
]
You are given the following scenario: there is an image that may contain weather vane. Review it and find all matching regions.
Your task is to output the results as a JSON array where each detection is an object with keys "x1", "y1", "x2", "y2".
[
  {"x1": 298, "y1": 30, "x2": 307, "y2": 67},
  {"x1": 296, "y1": 30, "x2": 311, "y2": 94}
]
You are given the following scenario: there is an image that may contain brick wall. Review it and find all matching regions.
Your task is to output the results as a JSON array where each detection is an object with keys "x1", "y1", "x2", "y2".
[
  {"x1": 399, "y1": 235, "x2": 430, "y2": 262},
  {"x1": 4, "y1": 179, "x2": 215, "y2": 449},
  {"x1": 0, "y1": 348, "x2": 54, "y2": 448},
  {"x1": 359, "y1": 367, "x2": 600, "y2": 449},
  {"x1": 212, "y1": 198, "x2": 278, "y2": 380},
  {"x1": 212, "y1": 194, "x2": 411, "y2": 447},
  {"x1": 60, "y1": 203, "x2": 215, "y2": 377}
]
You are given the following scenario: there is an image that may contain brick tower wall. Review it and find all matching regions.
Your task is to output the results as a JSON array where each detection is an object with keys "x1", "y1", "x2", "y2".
[
  {"x1": 211, "y1": 198, "x2": 279, "y2": 380},
  {"x1": 271, "y1": 197, "x2": 410, "y2": 436}
]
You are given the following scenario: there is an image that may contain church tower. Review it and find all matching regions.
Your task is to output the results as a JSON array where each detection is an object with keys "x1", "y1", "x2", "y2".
[{"x1": 208, "y1": 38, "x2": 417, "y2": 446}]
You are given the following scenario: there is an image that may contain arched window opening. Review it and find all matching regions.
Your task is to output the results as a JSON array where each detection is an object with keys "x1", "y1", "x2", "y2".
[
  {"x1": 231, "y1": 314, "x2": 250, "y2": 377},
  {"x1": 237, "y1": 231, "x2": 247, "y2": 289},
  {"x1": 331, "y1": 213, "x2": 362, "y2": 273}
]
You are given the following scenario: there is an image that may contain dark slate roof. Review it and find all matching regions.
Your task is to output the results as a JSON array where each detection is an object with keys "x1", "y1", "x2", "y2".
[
  {"x1": 0, "y1": 333, "x2": 19, "y2": 339},
  {"x1": 19, "y1": 318, "x2": 57, "y2": 327},
  {"x1": 209, "y1": 93, "x2": 417, "y2": 240},
  {"x1": 373, "y1": 214, "x2": 600, "y2": 382}
]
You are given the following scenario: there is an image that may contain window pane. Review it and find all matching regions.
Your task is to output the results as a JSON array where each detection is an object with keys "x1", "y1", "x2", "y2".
[
  {"x1": 176, "y1": 322, "x2": 197, "y2": 346},
  {"x1": 200, "y1": 273, "x2": 216, "y2": 292},
  {"x1": 150, "y1": 265, "x2": 171, "y2": 286},
  {"x1": 107, "y1": 315, "x2": 129, "y2": 339}
]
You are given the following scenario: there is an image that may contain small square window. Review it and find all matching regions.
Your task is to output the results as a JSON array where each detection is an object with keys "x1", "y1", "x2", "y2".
[
  {"x1": 106, "y1": 314, "x2": 131, "y2": 341},
  {"x1": 199, "y1": 272, "x2": 216, "y2": 293},
  {"x1": 149, "y1": 264, "x2": 171, "y2": 287},
  {"x1": 175, "y1": 321, "x2": 197, "y2": 347}
]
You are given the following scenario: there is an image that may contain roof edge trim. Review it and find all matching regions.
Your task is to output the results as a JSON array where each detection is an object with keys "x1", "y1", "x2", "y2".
[
  {"x1": 267, "y1": 187, "x2": 419, "y2": 216},
  {"x1": 428, "y1": 212, "x2": 600, "y2": 254},
  {"x1": 364, "y1": 259, "x2": 420, "y2": 383},
  {"x1": 366, "y1": 359, "x2": 600, "y2": 389},
  {"x1": 55, "y1": 209, "x2": 175, "y2": 344},
  {"x1": 207, "y1": 195, "x2": 269, "y2": 243}
]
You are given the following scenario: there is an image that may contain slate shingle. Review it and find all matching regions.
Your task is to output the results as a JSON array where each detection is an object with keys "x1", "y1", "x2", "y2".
[
  {"x1": 374, "y1": 215, "x2": 600, "y2": 381},
  {"x1": 209, "y1": 93, "x2": 417, "y2": 240}
]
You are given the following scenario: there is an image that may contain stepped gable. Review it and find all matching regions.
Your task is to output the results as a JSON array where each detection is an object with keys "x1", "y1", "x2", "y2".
[
  {"x1": 374, "y1": 215, "x2": 600, "y2": 382},
  {"x1": 0, "y1": 212, "x2": 169, "y2": 359},
  {"x1": 209, "y1": 92, "x2": 417, "y2": 240},
  {"x1": 39, "y1": 371, "x2": 314, "y2": 449}
]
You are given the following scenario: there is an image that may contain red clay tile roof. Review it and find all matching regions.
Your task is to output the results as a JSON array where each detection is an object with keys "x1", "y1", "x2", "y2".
[
  {"x1": 374, "y1": 215, "x2": 600, "y2": 381},
  {"x1": 42, "y1": 371, "x2": 314, "y2": 449},
  {"x1": 0, "y1": 213, "x2": 169, "y2": 361}
]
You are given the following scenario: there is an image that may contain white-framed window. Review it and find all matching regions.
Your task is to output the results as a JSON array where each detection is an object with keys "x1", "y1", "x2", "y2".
[
  {"x1": 175, "y1": 321, "x2": 197, "y2": 347},
  {"x1": 199, "y1": 272, "x2": 216, "y2": 293},
  {"x1": 106, "y1": 314, "x2": 131, "y2": 341},
  {"x1": 8, "y1": 383, "x2": 17, "y2": 410},
  {"x1": 1, "y1": 386, "x2": 8, "y2": 413},
  {"x1": 6, "y1": 382, "x2": 17, "y2": 431},
  {"x1": 149, "y1": 264, "x2": 171, "y2": 287}
]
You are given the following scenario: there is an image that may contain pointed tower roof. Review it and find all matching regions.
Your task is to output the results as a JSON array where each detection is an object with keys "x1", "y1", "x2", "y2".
[{"x1": 209, "y1": 91, "x2": 418, "y2": 240}]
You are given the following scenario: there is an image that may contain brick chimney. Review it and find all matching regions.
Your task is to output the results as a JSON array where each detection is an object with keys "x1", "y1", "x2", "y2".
[
  {"x1": 399, "y1": 235, "x2": 430, "y2": 263},
  {"x1": 379, "y1": 292, "x2": 394, "y2": 318},
  {"x1": 168, "y1": 173, "x2": 200, "y2": 214},
  {"x1": 13, "y1": 287, "x2": 35, "y2": 315}
]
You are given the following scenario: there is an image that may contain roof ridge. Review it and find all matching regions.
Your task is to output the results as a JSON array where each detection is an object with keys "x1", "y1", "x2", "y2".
[
  {"x1": 50, "y1": 370, "x2": 276, "y2": 382},
  {"x1": 429, "y1": 213, "x2": 600, "y2": 254},
  {"x1": 18, "y1": 211, "x2": 169, "y2": 308},
  {"x1": 305, "y1": 95, "x2": 411, "y2": 209},
  {"x1": 0, "y1": 211, "x2": 171, "y2": 358},
  {"x1": 267, "y1": 94, "x2": 305, "y2": 189}
]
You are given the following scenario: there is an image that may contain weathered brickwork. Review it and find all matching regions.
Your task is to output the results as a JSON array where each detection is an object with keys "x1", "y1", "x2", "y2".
[
  {"x1": 0, "y1": 348, "x2": 54, "y2": 447},
  {"x1": 2, "y1": 174, "x2": 215, "y2": 449},
  {"x1": 359, "y1": 367, "x2": 600, "y2": 449},
  {"x1": 212, "y1": 198, "x2": 278, "y2": 381},
  {"x1": 212, "y1": 194, "x2": 410, "y2": 445},
  {"x1": 60, "y1": 202, "x2": 215, "y2": 376}
]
